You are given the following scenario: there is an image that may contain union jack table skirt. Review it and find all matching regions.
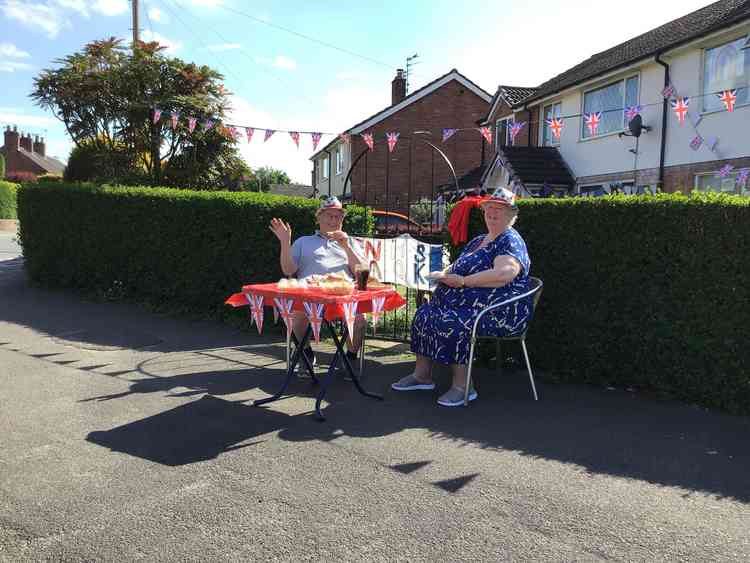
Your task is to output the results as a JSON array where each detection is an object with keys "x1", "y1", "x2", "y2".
[{"x1": 226, "y1": 283, "x2": 406, "y2": 421}]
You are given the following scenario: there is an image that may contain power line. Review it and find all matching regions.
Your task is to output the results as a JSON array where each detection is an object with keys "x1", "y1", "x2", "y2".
[{"x1": 217, "y1": 4, "x2": 396, "y2": 71}]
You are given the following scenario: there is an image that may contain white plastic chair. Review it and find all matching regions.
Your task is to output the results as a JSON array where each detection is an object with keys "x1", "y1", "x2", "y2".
[{"x1": 464, "y1": 277, "x2": 544, "y2": 405}]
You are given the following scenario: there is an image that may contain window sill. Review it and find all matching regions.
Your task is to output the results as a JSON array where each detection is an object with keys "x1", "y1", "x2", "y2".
[
  {"x1": 578, "y1": 129, "x2": 626, "y2": 143},
  {"x1": 699, "y1": 101, "x2": 750, "y2": 116}
]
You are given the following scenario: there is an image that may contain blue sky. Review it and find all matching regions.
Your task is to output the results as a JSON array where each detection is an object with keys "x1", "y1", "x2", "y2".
[{"x1": 1, "y1": 0, "x2": 717, "y2": 182}]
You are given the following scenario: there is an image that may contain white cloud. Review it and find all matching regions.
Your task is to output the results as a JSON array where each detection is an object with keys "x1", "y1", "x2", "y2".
[
  {"x1": 141, "y1": 30, "x2": 182, "y2": 54},
  {"x1": 0, "y1": 1, "x2": 68, "y2": 38},
  {"x1": 0, "y1": 109, "x2": 56, "y2": 128},
  {"x1": 207, "y1": 43, "x2": 242, "y2": 52},
  {"x1": 148, "y1": 6, "x2": 164, "y2": 22},
  {"x1": 91, "y1": 0, "x2": 128, "y2": 16},
  {"x1": 0, "y1": 43, "x2": 31, "y2": 58},
  {"x1": 0, "y1": 61, "x2": 33, "y2": 72},
  {"x1": 253, "y1": 55, "x2": 297, "y2": 71}
]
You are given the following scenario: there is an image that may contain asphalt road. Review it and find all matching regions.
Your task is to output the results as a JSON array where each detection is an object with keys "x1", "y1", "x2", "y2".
[{"x1": 1, "y1": 231, "x2": 749, "y2": 562}]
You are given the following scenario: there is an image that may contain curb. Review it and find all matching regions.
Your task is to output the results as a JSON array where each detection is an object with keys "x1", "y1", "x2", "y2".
[{"x1": 0, "y1": 219, "x2": 18, "y2": 232}]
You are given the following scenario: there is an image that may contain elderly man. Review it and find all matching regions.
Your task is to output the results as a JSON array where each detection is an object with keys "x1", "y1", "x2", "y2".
[{"x1": 269, "y1": 196, "x2": 367, "y2": 371}]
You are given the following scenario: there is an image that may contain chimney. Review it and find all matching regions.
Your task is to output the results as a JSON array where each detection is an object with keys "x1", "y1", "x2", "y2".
[
  {"x1": 33, "y1": 135, "x2": 46, "y2": 157},
  {"x1": 19, "y1": 133, "x2": 32, "y2": 152},
  {"x1": 391, "y1": 68, "x2": 406, "y2": 106},
  {"x1": 3, "y1": 126, "x2": 19, "y2": 152}
]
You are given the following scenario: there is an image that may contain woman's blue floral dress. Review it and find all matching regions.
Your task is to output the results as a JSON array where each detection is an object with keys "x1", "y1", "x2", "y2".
[{"x1": 411, "y1": 228, "x2": 532, "y2": 365}]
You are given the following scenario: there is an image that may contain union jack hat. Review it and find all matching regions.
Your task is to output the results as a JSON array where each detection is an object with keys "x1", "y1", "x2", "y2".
[
  {"x1": 316, "y1": 195, "x2": 347, "y2": 216},
  {"x1": 480, "y1": 187, "x2": 517, "y2": 208}
]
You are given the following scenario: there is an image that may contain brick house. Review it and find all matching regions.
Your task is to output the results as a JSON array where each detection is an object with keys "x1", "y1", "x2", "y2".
[
  {"x1": 482, "y1": 0, "x2": 750, "y2": 196},
  {"x1": 310, "y1": 69, "x2": 492, "y2": 212},
  {"x1": 1, "y1": 126, "x2": 65, "y2": 178}
]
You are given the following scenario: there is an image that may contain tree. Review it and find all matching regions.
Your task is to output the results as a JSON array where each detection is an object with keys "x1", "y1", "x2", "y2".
[
  {"x1": 0, "y1": 153, "x2": 5, "y2": 179},
  {"x1": 246, "y1": 166, "x2": 291, "y2": 192},
  {"x1": 31, "y1": 38, "x2": 246, "y2": 188}
]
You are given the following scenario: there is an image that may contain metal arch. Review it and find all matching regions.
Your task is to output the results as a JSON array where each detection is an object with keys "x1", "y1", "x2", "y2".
[
  {"x1": 417, "y1": 139, "x2": 459, "y2": 194},
  {"x1": 342, "y1": 136, "x2": 460, "y2": 199},
  {"x1": 342, "y1": 147, "x2": 370, "y2": 198}
]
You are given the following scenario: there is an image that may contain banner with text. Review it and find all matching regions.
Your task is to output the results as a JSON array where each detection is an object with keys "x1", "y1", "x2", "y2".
[{"x1": 351, "y1": 234, "x2": 448, "y2": 291}]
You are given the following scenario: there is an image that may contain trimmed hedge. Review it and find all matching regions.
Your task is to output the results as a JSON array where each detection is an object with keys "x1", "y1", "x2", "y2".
[
  {"x1": 453, "y1": 193, "x2": 750, "y2": 415},
  {"x1": 18, "y1": 183, "x2": 373, "y2": 317},
  {"x1": 0, "y1": 180, "x2": 18, "y2": 219}
]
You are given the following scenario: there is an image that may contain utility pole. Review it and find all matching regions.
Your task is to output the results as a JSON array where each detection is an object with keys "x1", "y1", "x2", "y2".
[{"x1": 131, "y1": 0, "x2": 140, "y2": 47}]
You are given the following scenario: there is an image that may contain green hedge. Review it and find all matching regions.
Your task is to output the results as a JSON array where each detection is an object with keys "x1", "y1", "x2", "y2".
[
  {"x1": 0, "y1": 181, "x2": 18, "y2": 219},
  {"x1": 18, "y1": 183, "x2": 373, "y2": 317},
  {"x1": 452, "y1": 193, "x2": 750, "y2": 414}
]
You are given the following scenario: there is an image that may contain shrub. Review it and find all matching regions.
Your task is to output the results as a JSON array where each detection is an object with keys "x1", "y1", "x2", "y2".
[
  {"x1": 0, "y1": 181, "x2": 19, "y2": 219},
  {"x1": 17, "y1": 183, "x2": 373, "y2": 319},
  {"x1": 36, "y1": 174, "x2": 63, "y2": 183},
  {"x1": 448, "y1": 193, "x2": 750, "y2": 414}
]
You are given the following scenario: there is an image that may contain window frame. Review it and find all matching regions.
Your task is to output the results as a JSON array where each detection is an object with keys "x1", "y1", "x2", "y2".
[
  {"x1": 335, "y1": 146, "x2": 343, "y2": 175},
  {"x1": 700, "y1": 36, "x2": 750, "y2": 114},
  {"x1": 579, "y1": 74, "x2": 640, "y2": 141},
  {"x1": 322, "y1": 156, "x2": 329, "y2": 179},
  {"x1": 694, "y1": 171, "x2": 748, "y2": 195},
  {"x1": 495, "y1": 117, "x2": 511, "y2": 147},
  {"x1": 541, "y1": 101, "x2": 563, "y2": 147}
]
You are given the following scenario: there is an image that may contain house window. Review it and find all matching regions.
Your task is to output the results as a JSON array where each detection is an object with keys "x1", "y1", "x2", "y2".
[
  {"x1": 694, "y1": 171, "x2": 749, "y2": 196},
  {"x1": 702, "y1": 37, "x2": 750, "y2": 112},
  {"x1": 495, "y1": 118, "x2": 510, "y2": 147},
  {"x1": 582, "y1": 76, "x2": 639, "y2": 139},
  {"x1": 335, "y1": 147, "x2": 343, "y2": 175},
  {"x1": 322, "y1": 156, "x2": 329, "y2": 179},
  {"x1": 542, "y1": 102, "x2": 562, "y2": 146}
]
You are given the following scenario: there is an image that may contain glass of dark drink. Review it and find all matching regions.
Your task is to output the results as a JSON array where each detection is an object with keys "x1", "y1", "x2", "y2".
[{"x1": 355, "y1": 265, "x2": 370, "y2": 290}]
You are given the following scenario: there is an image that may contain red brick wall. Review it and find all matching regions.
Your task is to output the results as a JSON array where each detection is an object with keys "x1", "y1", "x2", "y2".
[
  {"x1": 2, "y1": 149, "x2": 47, "y2": 177},
  {"x1": 350, "y1": 80, "x2": 490, "y2": 212}
]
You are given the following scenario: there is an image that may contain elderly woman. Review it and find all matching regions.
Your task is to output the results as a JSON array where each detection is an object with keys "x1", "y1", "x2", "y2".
[{"x1": 392, "y1": 187, "x2": 532, "y2": 407}]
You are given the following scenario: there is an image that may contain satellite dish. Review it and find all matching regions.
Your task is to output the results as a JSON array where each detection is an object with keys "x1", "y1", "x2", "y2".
[{"x1": 629, "y1": 114, "x2": 644, "y2": 137}]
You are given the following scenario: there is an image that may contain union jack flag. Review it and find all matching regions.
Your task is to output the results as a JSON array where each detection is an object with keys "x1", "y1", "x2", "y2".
[
  {"x1": 246, "y1": 293, "x2": 264, "y2": 335},
  {"x1": 717, "y1": 164, "x2": 734, "y2": 179},
  {"x1": 584, "y1": 112, "x2": 602, "y2": 136},
  {"x1": 545, "y1": 117, "x2": 564, "y2": 140},
  {"x1": 245, "y1": 127, "x2": 254, "y2": 143},
  {"x1": 227, "y1": 126, "x2": 239, "y2": 140},
  {"x1": 718, "y1": 89, "x2": 737, "y2": 112},
  {"x1": 339, "y1": 133, "x2": 351, "y2": 145},
  {"x1": 736, "y1": 168, "x2": 749, "y2": 187},
  {"x1": 442, "y1": 128, "x2": 457, "y2": 143},
  {"x1": 273, "y1": 297, "x2": 295, "y2": 337},
  {"x1": 341, "y1": 301, "x2": 358, "y2": 339},
  {"x1": 203, "y1": 119, "x2": 214, "y2": 131},
  {"x1": 264, "y1": 129, "x2": 275, "y2": 142},
  {"x1": 661, "y1": 84, "x2": 675, "y2": 99},
  {"x1": 386, "y1": 132, "x2": 400, "y2": 153},
  {"x1": 289, "y1": 131, "x2": 300, "y2": 148},
  {"x1": 624, "y1": 105, "x2": 641, "y2": 122},
  {"x1": 170, "y1": 112, "x2": 180, "y2": 130},
  {"x1": 479, "y1": 126, "x2": 493, "y2": 145},
  {"x1": 311, "y1": 132, "x2": 322, "y2": 151},
  {"x1": 370, "y1": 295, "x2": 386, "y2": 334},
  {"x1": 361, "y1": 132, "x2": 374, "y2": 151},
  {"x1": 303, "y1": 301, "x2": 325, "y2": 343},
  {"x1": 152, "y1": 108, "x2": 162, "y2": 124},
  {"x1": 689, "y1": 135, "x2": 703, "y2": 151},
  {"x1": 509, "y1": 121, "x2": 526, "y2": 144},
  {"x1": 187, "y1": 117, "x2": 197, "y2": 133},
  {"x1": 671, "y1": 97, "x2": 690, "y2": 125}
]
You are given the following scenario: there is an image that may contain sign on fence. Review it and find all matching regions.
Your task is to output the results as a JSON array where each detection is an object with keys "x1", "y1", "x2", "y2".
[{"x1": 351, "y1": 234, "x2": 448, "y2": 290}]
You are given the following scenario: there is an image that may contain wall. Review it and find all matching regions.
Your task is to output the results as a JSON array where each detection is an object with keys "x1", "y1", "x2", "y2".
[
  {"x1": 524, "y1": 22, "x2": 750, "y2": 193},
  {"x1": 348, "y1": 79, "x2": 490, "y2": 212},
  {"x1": 311, "y1": 140, "x2": 351, "y2": 197}
]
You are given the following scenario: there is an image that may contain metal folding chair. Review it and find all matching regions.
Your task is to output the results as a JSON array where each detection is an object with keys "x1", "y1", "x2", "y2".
[{"x1": 464, "y1": 277, "x2": 544, "y2": 405}]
